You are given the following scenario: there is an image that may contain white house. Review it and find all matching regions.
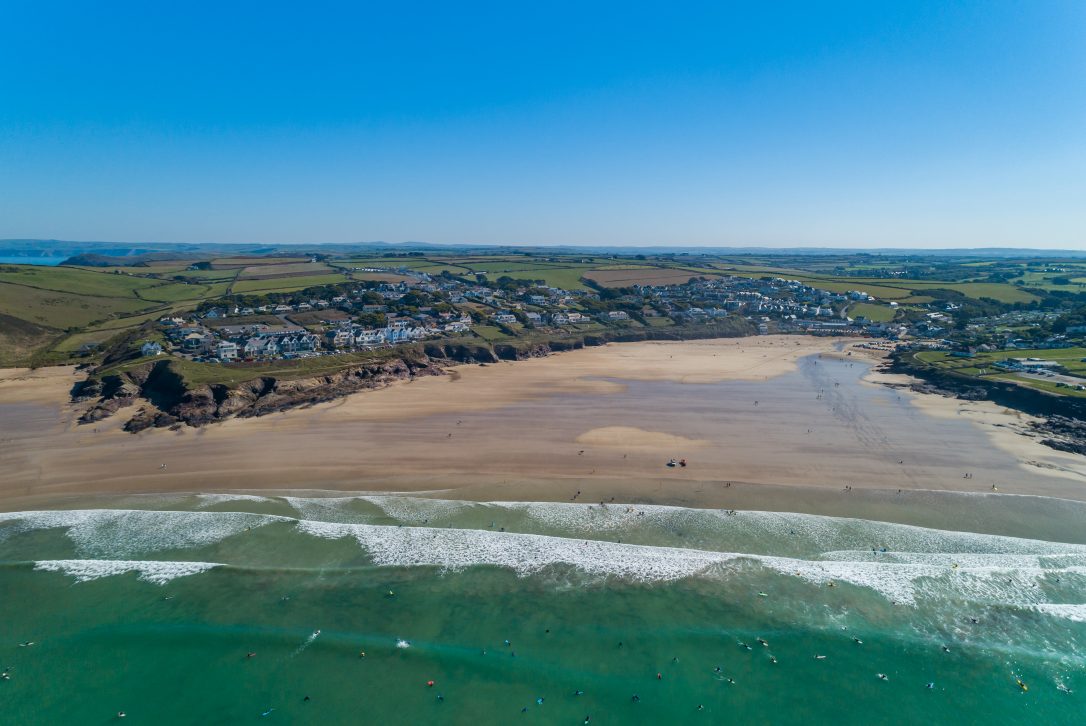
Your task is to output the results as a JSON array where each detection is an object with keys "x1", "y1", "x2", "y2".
[
  {"x1": 216, "y1": 341, "x2": 239, "y2": 361},
  {"x1": 141, "y1": 342, "x2": 163, "y2": 357}
]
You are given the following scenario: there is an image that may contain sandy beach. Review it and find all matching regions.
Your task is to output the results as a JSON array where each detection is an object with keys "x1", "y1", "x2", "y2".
[{"x1": 1, "y1": 335, "x2": 1084, "y2": 513}]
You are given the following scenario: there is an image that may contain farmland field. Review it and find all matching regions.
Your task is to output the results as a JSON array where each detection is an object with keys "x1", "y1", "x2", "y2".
[
  {"x1": 237, "y1": 262, "x2": 333, "y2": 279},
  {"x1": 231, "y1": 273, "x2": 350, "y2": 293},
  {"x1": 848, "y1": 302, "x2": 897, "y2": 322},
  {"x1": 0, "y1": 281, "x2": 154, "y2": 329},
  {"x1": 0, "y1": 265, "x2": 164, "y2": 297},
  {"x1": 584, "y1": 268, "x2": 713, "y2": 287}
]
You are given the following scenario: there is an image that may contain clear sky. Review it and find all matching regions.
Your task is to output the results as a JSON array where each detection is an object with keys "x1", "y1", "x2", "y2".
[{"x1": 1, "y1": 1, "x2": 1084, "y2": 248}]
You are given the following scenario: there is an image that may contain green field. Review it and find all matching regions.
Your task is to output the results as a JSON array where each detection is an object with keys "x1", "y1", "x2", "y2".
[
  {"x1": 0, "y1": 265, "x2": 163, "y2": 297},
  {"x1": 847, "y1": 302, "x2": 897, "y2": 322},
  {"x1": 914, "y1": 347, "x2": 1086, "y2": 397},
  {"x1": 231, "y1": 273, "x2": 349, "y2": 293},
  {"x1": 0, "y1": 280, "x2": 153, "y2": 329}
]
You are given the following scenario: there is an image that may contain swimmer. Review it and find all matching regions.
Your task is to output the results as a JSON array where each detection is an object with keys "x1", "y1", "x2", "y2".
[
  {"x1": 536, "y1": 697, "x2": 544, "y2": 705},
  {"x1": 261, "y1": 708, "x2": 275, "y2": 717},
  {"x1": 359, "y1": 650, "x2": 366, "y2": 658},
  {"x1": 117, "y1": 713, "x2": 126, "y2": 719},
  {"x1": 853, "y1": 637, "x2": 863, "y2": 645},
  {"x1": 574, "y1": 690, "x2": 584, "y2": 696},
  {"x1": 877, "y1": 673, "x2": 888, "y2": 681},
  {"x1": 303, "y1": 696, "x2": 310, "y2": 702},
  {"x1": 757, "y1": 592, "x2": 768, "y2": 598},
  {"x1": 757, "y1": 638, "x2": 769, "y2": 647},
  {"x1": 246, "y1": 652, "x2": 256, "y2": 658},
  {"x1": 739, "y1": 642, "x2": 752, "y2": 651},
  {"x1": 504, "y1": 639, "x2": 511, "y2": 646},
  {"x1": 631, "y1": 694, "x2": 640, "y2": 702},
  {"x1": 941, "y1": 645, "x2": 950, "y2": 653},
  {"x1": 926, "y1": 682, "x2": 935, "y2": 690},
  {"x1": 1017, "y1": 679, "x2": 1028, "y2": 692},
  {"x1": 18, "y1": 641, "x2": 34, "y2": 647},
  {"x1": 814, "y1": 655, "x2": 827, "y2": 660},
  {"x1": 657, "y1": 673, "x2": 662, "y2": 680},
  {"x1": 1057, "y1": 683, "x2": 1073, "y2": 694},
  {"x1": 726, "y1": 677, "x2": 735, "y2": 685},
  {"x1": 769, "y1": 656, "x2": 778, "y2": 664}
]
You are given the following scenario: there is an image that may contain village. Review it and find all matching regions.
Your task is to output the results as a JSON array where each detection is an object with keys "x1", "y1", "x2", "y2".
[{"x1": 137, "y1": 265, "x2": 1086, "y2": 374}]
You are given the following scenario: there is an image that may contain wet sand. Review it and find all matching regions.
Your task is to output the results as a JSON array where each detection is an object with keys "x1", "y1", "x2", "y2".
[{"x1": 1, "y1": 336, "x2": 1084, "y2": 515}]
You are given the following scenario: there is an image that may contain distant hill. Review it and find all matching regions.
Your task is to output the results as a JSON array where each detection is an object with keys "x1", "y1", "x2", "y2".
[{"x1": 4, "y1": 238, "x2": 1086, "y2": 259}]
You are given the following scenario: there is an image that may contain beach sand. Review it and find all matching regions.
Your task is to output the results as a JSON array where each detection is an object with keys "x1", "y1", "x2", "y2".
[{"x1": 1, "y1": 336, "x2": 1084, "y2": 514}]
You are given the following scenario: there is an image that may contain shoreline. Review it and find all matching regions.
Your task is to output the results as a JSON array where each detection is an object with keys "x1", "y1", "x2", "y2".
[{"x1": 2, "y1": 335, "x2": 1085, "y2": 518}]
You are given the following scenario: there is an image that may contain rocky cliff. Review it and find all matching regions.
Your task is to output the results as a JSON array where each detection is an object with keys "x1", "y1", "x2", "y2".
[{"x1": 74, "y1": 321, "x2": 754, "y2": 432}]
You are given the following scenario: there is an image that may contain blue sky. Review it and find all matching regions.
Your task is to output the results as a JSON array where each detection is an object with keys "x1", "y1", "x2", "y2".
[{"x1": 1, "y1": 1, "x2": 1084, "y2": 248}]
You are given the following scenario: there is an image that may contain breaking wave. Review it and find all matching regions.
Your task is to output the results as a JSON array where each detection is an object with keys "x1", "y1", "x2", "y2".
[
  {"x1": 33, "y1": 559, "x2": 221, "y2": 584},
  {"x1": 2, "y1": 499, "x2": 1086, "y2": 611}
]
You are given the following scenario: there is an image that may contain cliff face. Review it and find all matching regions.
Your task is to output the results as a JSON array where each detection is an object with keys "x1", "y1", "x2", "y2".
[
  {"x1": 75, "y1": 321, "x2": 755, "y2": 432},
  {"x1": 79, "y1": 356, "x2": 444, "y2": 432},
  {"x1": 887, "y1": 352, "x2": 1086, "y2": 455}
]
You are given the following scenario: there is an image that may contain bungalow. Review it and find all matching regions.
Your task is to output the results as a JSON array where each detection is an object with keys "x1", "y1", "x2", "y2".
[
  {"x1": 525, "y1": 312, "x2": 542, "y2": 324},
  {"x1": 606, "y1": 310, "x2": 629, "y2": 321},
  {"x1": 140, "y1": 342, "x2": 163, "y2": 357},
  {"x1": 493, "y1": 313, "x2": 517, "y2": 324},
  {"x1": 550, "y1": 313, "x2": 569, "y2": 325},
  {"x1": 444, "y1": 321, "x2": 470, "y2": 333}
]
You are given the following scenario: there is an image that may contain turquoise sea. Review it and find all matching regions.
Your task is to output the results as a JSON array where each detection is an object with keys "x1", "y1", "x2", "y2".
[{"x1": 1, "y1": 493, "x2": 1083, "y2": 723}]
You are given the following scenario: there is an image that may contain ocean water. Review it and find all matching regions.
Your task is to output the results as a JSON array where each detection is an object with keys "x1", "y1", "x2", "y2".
[
  {"x1": 1, "y1": 495, "x2": 1083, "y2": 724},
  {"x1": 0, "y1": 256, "x2": 64, "y2": 266}
]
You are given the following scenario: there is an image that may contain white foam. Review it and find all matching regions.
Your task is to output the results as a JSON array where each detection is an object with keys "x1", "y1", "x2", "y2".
[
  {"x1": 1030, "y1": 604, "x2": 1086, "y2": 623},
  {"x1": 196, "y1": 493, "x2": 271, "y2": 508},
  {"x1": 0, "y1": 509, "x2": 287, "y2": 557},
  {"x1": 360, "y1": 495, "x2": 476, "y2": 523},
  {"x1": 297, "y1": 520, "x2": 738, "y2": 582},
  {"x1": 282, "y1": 496, "x2": 379, "y2": 524},
  {"x1": 296, "y1": 519, "x2": 1086, "y2": 606},
  {"x1": 34, "y1": 559, "x2": 220, "y2": 584}
]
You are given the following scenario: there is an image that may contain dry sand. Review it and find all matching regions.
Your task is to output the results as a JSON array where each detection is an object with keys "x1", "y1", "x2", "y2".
[{"x1": 1, "y1": 336, "x2": 1084, "y2": 512}]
